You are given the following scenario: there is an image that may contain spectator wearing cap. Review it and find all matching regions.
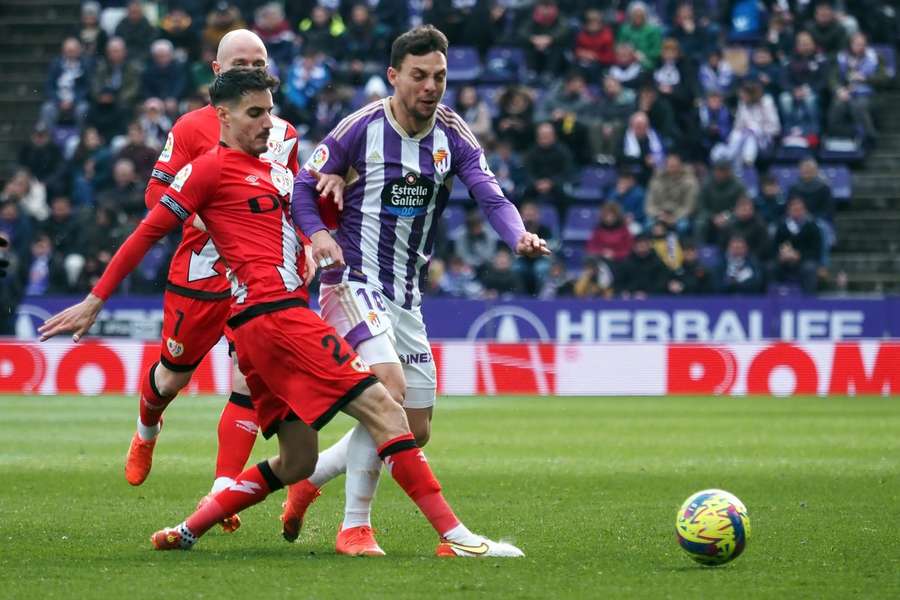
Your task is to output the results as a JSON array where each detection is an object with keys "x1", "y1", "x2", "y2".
[
  {"x1": 90, "y1": 37, "x2": 141, "y2": 137},
  {"x1": 617, "y1": 1, "x2": 662, "y2": 69},
  {"x1": 252, "y1": 3, "x2": 296, "y2": 73},
  {"x1": 787, "y1": 157, "x2": 834, "y2": 220},
  {"x1": 609, "y1": 169, "x2": 646, "y2": 228},
  {"x1": 645, "y1": 152, "x2": 698, "y2": 235},
  {"x1": 142, "y1": 39, "x2": 188, "y2": 115},
  {"x1": 115, "y1": 0, "x2": 156, "y2": 62},
  {"x1": 524, "y1": 122, "x2": 575, "y2": 204},
  {"x1": 697, "y1": 89, "x2": 732, "y2": 158},
  {"x1": 617, "y1": 111, "x2": 665, "y2": 186},
  {"x1": 72, "y1": 1, "x2": 107, "y2": 57},
  {"x1": 536, "y1": 71, "x2": 595, "y2": 165},
  {"x1": 805, "y1": 1, "x2": 846, "y2": 57},
  {"x1": 519, "y1": 0, "x2": 568, "y2": 78},
  {"x1": 696, "y1": 158, "x2": 747, "y2": 244},
  {"x1": 617, "y1": 232, "x2": 670, "y2": 298},
  {"x1": 18, "y1": 122, "x2": 64, "y2": 189},
  {"x1": 715, "y1": 235, "x2": 764, "y2": 294},
  {"x1": 726, "y1": 79, "x2": 781, "y2": 168},
  {"x1": 203, "y1": 2, "x2": 247, "y2": 50},
  {"x1": 771, "y1": 196, "x2": 823, "y2": 293},
  {"x1": 40, "y1": 37, "x2": 92, "y2": 128},
  {"x1": 587, "y1": 201, "x2": 634, "y2": 264},
  {"x1": 573, "y1": 8, "x2": 616, "y2": 78}
]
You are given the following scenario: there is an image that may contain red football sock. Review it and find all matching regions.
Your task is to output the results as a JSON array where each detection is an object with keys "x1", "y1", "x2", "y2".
[
  {"x1": 378, "y1": 433, "x2": 461, "y2": 536},
  {"x1": 215, "y1": 392, "x2": 259, "y2": 479},
  {"x1": 186, "y1": 461, "x2": 282, "y2": 538},
  {"x1": 139, "y1": 363, "x2": 175, "y2": 427}
]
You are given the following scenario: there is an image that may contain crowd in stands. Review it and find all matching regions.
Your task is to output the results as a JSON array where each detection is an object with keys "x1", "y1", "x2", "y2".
[{"x1": 3, "y1": 0, "x2": 897, "y2": 315}]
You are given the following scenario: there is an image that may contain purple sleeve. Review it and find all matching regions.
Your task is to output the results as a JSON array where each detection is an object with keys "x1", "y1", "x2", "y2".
[{"x1": 291, "y1": 136, "x2": 347, "y2": 236}]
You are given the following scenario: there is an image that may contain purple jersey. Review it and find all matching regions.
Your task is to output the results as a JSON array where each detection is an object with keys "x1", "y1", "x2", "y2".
[{"x1": 294, "y1": 98, "x2": 525, "y2": 309}]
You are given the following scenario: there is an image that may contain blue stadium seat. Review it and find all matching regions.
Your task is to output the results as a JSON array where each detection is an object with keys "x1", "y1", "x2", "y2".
[
  {"x1": 538, "y1": 203, "x2": 560, "y2": 240},
  {"x1": 480, "y1": 47, "x2": 525, "y2": 83},
  {"x1": 770, "y1": 164, "x2": 851, "y2": 203},
  {"x1": 738, "y1": 165, "x2": 759, "y2": 198},
  {"x1": 874, "y1": 44, "x2": 897, "y2": 78},
  {"x1": 475, "y1": 85, "x2": 502, "y2": 117},
  {"x1": 442, "y1": 204, "x2": 466, "y2": 238},
  {"x1": 565, "y1": 166, "x2": 616, "y2": 202},
  {"x1": 447, "y1": 46, "x2": 482, "y2": 83},
  {"x1": 818, "y1": 137, "x2": 866, "y2": 166},
  {"x1": 560, "y1": 241, "x2": 586, "y2": 272},
  {"x1": 562, "y1": 205, "x2": 600, "y2": 241}
]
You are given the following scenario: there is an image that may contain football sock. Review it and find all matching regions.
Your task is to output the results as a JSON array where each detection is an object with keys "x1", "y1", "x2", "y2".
[
  {"x1": 308, "y1": 427, "x2": 353, "y2": 488},
  {"x1": 378, "y1": 433, "x2": 461, "y2": 538},
  {"x1": 342, "y1": 424, "x2": 382, "y2": 530},
  {"x1": 185, "y1": 461, "x2": 283, "y2": 539},
  {"x1": 138, "y1": 363, "x2": 174, "y2": 438},
  {"x1": 210, "y1": 477, "x2": 235, "y2": 495},
  {"x1": 214, "y1": 392, "x2": 259, "y2": 480}
]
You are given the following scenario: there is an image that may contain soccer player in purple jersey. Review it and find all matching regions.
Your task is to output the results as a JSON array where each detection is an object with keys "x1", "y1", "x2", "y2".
[{"x1": 286, "y1": 25, "x2": 550, "y2": 556}]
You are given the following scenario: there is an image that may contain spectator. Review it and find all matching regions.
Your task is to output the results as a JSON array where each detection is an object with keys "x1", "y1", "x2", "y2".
[
  {"x1": 618, "y1": 1, "x2": 663, "y2": 69},
  {"x1": 726, "y1": 79, "x2": 781, "y2": 167},
  {"x1": 252, "y1": 2, "x2": 297, "y2": 73},
  {"x1": 748, "y1": 45, "x2": 783, "y2": 99},
  {"x1": 440, "y1": 254, "x2": 484, "y2": 299},
  {"x1": 696, "y1": 158, "x2": 747, "y2": 243},
  {"x1": 670, "y1": 2, "x2": 718, "y2": 66},
  {"x1": 310, "y1": 84, "x2": 352, "y2": 140},
  {"x1": 637, "y1": 84, "x2": 679, "y2": 148},
  {"x1": 142, "y1": 40, "x2": 188, "y2": 115},
  {"x1": 22, "y1": 233, "x2": 68, "y2": 295},
  {"x1": 283, "y1": 49, "x2": 331, "y2": 127},
  {"x1": 829, "y1": 32, "x2": 882, "y2": 141},
  {"x1": 755, "y1": 174, "x2": 787, "y2": 224},
  {"x1": 41, "y1": 195, "x2": 81, "y2": 260},
  {"x1": 764, "y1": 6, "x2": 795, "y2": 61},
  {"x1": 72, "y1": 1, "x2": 107, "y2": 57},
  {"x1": 159, "y1": 7, "x2": 199, "y2": 62},
  {"x1": 338, "y1": 3, "x2": 390, "y2": 85},
  {"x1": 787, "y1": 157, "x2": 834, "y2": 220},
  {"x1": 0, "y1": 232, "x2": 24, "y2": 334},
  {"x1": 670, "y1": 241, "x2": 713, "y2": 295},
  {"x1": 780, "y1": 31, "x2": 826, "y2": 118},
  {"x1": 480, "y1": 248, "x2": 524, "y2": 298},
  {"x1": 423, "y1": 258, "x2": 446, "y2": 297},
  {"x1": 298, "y1": 5, "x2": 345, "y2": 56},
  {"x1": 573, "y1": 257, "x2": 615, "y2": 299},
  {"x1": 519, "y1": 0, "x2": 568, "y2": 77},
  {"x1": 97, "y1": 158, "x2": 145, "y2": 222},
  {"x1": 805, "y1": 1, "x2": 846, "y2": 56},
  {"x1": 18, "y1": 122, "x2": 64, "y2": 188},
  {"x1": 116, "y1": 120, "x2": 158, "y2": 181},
  {"x1": 591, "y1": 76, "x2": 637, "y2": 160},
  {"x1": 67, "y1": 126, "x2": 112, "y2": 207},
  {"x1": 722, "y1": 195, "x2": 770, "y2": 259},
  {"x1": 74, "y1": 206, "x2": 127, "y2": 292},
  {"x1": 484, "y1": 139, "x2": 526, "y2": 200},
  {"x1": 515, "y1": 201, "x2": 554, "y2": 294},
  {"x1": 536, "y1": 71, "x2": 594, "y2": 164},
  {"x1": 114, "y1": 0, "x2": 157, "y2": 62},
  {"x1": 609, "y1": 43, "x2": 645, "y2": 90},
  {"x1": 653, "y1": 38, "x2": 700, "y2": 122},
  {"x1": 538, "y1": 258, "x2": 574, "y2": 299},
  {"x1": 138, "y1": 98, "x2": 173, "y2": 151},
  {"x1": 697, "y1": 49, "x2": 734, "y2": 96},
  {"x1": 587, "y1": 201, "x2": 634, "y2": 263},
  {"x1": 715, "y1": 235, "x2": 764, "y2": 294},
  {"x1": 0, "y1": 200, "x2": 33, "y2": 260},
  {"x1": 40, "y1": 37, "x2": 91, "y2": 128},
  {"x1": 455, "y1": 85, "x2": 493, "y2": 141},
  {"x1": 203, "y1": 2, "x2": 247, "y2": 50},
  {"x1": 618, "y1": 233, "x2": 670, "y2": 298},
  {"x1": 609, "y1": 169, "x2": 646, "y2": 228},
  {"x1": 452, "y1": 209, "x2": 498, "y2": 276},
  {"x1": 781, "y1": 83, "x2": 820, "y2": 146},
  {"x1": 771, "y1": 197, "x2": 822, "y2": 293},
  {"x1": 425, "y1": 0, "x2": 498, "y2": 55},
  {"x1": 1, "y1": 169, "x2": 47, "y2": 222},
  {"x1": 645, "y1": 152, "x2": 698, "y2": 234},
  {"x1": 617, "y1": 112, "x2": 665, "y2": 186},
  {"x1": 90, "y1": 37, "x2": 141, "y2": 137},
  {"x1": 649, "y1": 220, "x2": 683, "y2": 271},
  {"x1": 697, "y1": 89, "x2": 732, "y2": 158},
  {"x1": 189, "y1": 46, "x2": 217, "y2": 96},
  {"x1": 827, "y1": 86, "x2": 874, "y2": 141},
  {"x1": 573, "y1": 8, "x2": 616, "y2": 77},
  {"x1": 524, "y1": 122, "x2": 574, "y2": 202}
]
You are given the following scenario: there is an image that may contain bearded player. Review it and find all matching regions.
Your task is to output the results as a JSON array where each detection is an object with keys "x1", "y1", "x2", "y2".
[
  {"x1": 39, "y1": 68, "x2": 523, "y2": 558},
  {"x1": 287, "y1": 25, "x2": 549, "y2": 556}
]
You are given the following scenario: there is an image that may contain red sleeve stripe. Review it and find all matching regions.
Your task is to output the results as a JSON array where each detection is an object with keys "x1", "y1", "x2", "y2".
[{"x1": 159, "y1": 194, "x2": 190, "y2": 221}]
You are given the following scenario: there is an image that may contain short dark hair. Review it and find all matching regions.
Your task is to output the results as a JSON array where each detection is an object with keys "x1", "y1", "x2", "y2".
[
  {"x1": 390, "y1": 25, "x2": 448, "y2": 70},
  {"x1": 209, "y1": 68, "x2": 279, "y2": 106}
]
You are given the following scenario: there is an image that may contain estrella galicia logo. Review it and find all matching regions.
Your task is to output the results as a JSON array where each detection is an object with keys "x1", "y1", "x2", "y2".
[{"x1": 382, "y1": 172, "x2": 434, "y2": 218}]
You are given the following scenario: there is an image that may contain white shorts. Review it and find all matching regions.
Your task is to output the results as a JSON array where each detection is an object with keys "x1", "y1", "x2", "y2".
[{"x1": 319, "y1": 281, "x2": 436, "y2": 408}]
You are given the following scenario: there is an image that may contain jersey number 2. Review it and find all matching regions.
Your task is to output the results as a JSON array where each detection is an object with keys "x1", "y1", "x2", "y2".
[{"x1": 321, "y1": 335, "x2": 351, "y2": 366}]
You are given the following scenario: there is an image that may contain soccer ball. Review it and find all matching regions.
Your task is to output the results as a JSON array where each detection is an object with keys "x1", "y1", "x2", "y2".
[{"x1": 675, "y1": 489, "x2": 750, "y2": 566}]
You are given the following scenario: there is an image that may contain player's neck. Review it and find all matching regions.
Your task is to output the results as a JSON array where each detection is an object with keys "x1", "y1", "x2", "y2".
[
  {"x1": 218, "y1": 137, "x2": 256, "y2": 158},
  {"x1": 388, "y1": 96, "x2": 428, "y2": 138}
]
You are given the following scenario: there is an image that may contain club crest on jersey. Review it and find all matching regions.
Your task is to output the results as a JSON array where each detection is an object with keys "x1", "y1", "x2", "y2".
[
  {"x1": 166, "y1": 337, "x2": 184, "y2": 358},
  {"x1": 433, "y1": 147, "x2": 451, "y2": 176},
  {"x1": 270, "y1": 165, "x2": 293, "y2": 196},
  {"x1": 382, "y1": 172, "x2": 434, "y2": 218},
  {"x1": 159, "y1": 132, "x2": 174, "y2": 162},
  {"x1": 171, "y1": 164, "x2": 192, "y2": 192},
  {"x1": 351, "y1": 356, "x2": 369, "y2": 373},
  {"x1": 366, "y1": 310, "x2": 381, "y2": 328},
  {"x1": 306, "y1": 144, "x2": 330, "y2": 172}
]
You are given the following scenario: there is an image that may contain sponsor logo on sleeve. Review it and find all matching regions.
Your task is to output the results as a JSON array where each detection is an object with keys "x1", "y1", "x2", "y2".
[
  {"x1": 171, "y1": 164, "x2": 192, "y2": 192},
  {"x1": 159, "y1": 132, "x2": 174, "y2": 162},
  {"x1": 306, "y1": 144, "x2": 330, "y2": 171}
]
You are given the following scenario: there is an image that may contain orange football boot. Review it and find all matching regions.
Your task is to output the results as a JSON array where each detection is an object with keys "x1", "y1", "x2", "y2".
[
  {"x1": 335, "y1": 525, "x2": 385, "y2": 557},
  {"x1": 125, "y1": 423, "x2": 161, "y2": 486},
  {"x1": 280, "y1": 480, "x2": 321, "y2": 542},
  {"x1": 151, "y1": 527, "x2": 194, "y2": 550},
  {"x1": 196, "y1": 493, "x2": 242, "y2": 533}
]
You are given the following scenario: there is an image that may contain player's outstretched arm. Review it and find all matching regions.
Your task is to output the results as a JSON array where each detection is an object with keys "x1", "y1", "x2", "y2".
[{"x1": 38, "y1": 294, "x2": 104, "y2": 342}]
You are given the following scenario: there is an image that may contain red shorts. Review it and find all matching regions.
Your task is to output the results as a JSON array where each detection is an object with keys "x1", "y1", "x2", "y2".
[
  {"x1": 160, "y1": 290, "x2": 231, "y2": 371},
  {"x1": 231, "y1": 305, "x2": 378, "y2": 437}
]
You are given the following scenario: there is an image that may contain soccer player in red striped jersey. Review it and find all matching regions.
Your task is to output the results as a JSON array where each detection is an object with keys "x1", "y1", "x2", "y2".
[{"x1": 39, "y1": 68, "x2": 523, "y2": 558}]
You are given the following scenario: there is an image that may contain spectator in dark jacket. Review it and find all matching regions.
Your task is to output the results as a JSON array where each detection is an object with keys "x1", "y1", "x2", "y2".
[
  {"x1": 72, "y1": 1, "x2": 107, "y2": 57},
  {"x1": 787, "y1": 158, "x2": 834, "y2": 220},
  {"x1": 338, "y1": 3, "x2": 390, "y2": 85},
  {"x1": 609, "y1": 169, "x2": 646, "y2": 228},
  {"x1": 670, "y1": 3, "x2": 718, "y2": 66},
  {"x1": 515, "y1": 201, "x2": 554, "y2": 295},
  {"x1": 115, "y1": 0, "x2": 157, "y2": 61},
  {"x1": 40, "y1": 37, "x2": 92, "y2": 127},
  {"x1": 771, "y1": 197, "x2": 822, "y2": 293},
  {"x1": 617, "y1": 111, "x2": 666, "y2": 186},
  {"x1": 722, "y1": 195, "x2": 770, "y2": 260},
  {"x1": 524, "y1": 122, "x2": 575, "y2": 203},
  {"x1": 480, "y1": 248, "x2": 524, "y2": 298},
  {"x1": 90, "y1": 37, "x2": 141, "y2": 137},
  {"x1": 715, "y1": 235, "x2": 764, "y2": 294},
  {"x1": 618, "y1": 233, "x2": 671, "y2": 298},
  {"x1": 696, "y1": 158, "x2": 748, "y2": 243},
  {"x1": 805, "y1": 2, "x2": 846, "y2": 56},
  {"x1": 780, "y1": 31, "x2": 827, "y2": 117},
  {"x1": 41, "y1": 195, "x2": 81, "y2": 259},
  {"x1": 494, "y1": 85, "x2": 535, "y2": 152},
  {"x1": 519, "y1": 0, "x2": 568, "y2": 76},
  {"x1": 97, "y1": 158, "x2": 145, "y2": 223},
  {"x1": 141, "y1": 40, "x2": 188, "y2": 115},
  {"x1": 755, "y1": 175, "x2": 787, "y2": 224},
  {"x1": 18, "y1": 122, "x2": 64, "y2": 188},
  {"x1": 587, "y1": 201, "x2": 634, "y2": 263},
  {"x1": 670, "y1": 241, "x2": 713, "y2": 295},
  {"x1": 116, "y1": 120, "x2": 159, "y2": 181}
]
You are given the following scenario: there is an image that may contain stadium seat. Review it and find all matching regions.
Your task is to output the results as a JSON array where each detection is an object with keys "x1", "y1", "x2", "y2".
[
  {"x1": 770, "y1": 164, "x2": 851, "y2": 203},
  {"x1": 560, "y1": 241, "x2": 586, "y2": 272},
  {"x1": 698, "y1": 245, "x2": 723, "y2": 271},
  {"x1": 442, "y1": 205, "x2": 466, "y2": 238},
  {"x1": 565, "y1": 166, "x2": 616, "y2": 202},
  {"x1": 874, "y1": 44, "x2": 897, "y2": 78},
  {"x1": 538, "y1": 203, "x2": 561, "y2": 240},
  {"x1": 562, "y1": 205, "x2": 600, "y2": 241},
  {"x1": 446, "y1": 46, "x2": 482, "y2": 83},
  {"x1": 738, "y1": 165, "x2": 759, "y2": 198},
  {"x1": 475, "y1": 85, "x2": 502, "y2": 117},
  {"x1": 480, "y1": 47, "x2": 526, "y2": 83},
  {"x1": 818, "y1": 137, "x2": 866, "y2": 165}
]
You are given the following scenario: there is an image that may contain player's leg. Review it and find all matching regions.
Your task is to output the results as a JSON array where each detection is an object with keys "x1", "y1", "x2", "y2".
[
  {"x1": 397, "y1": 305, "x2": 438, "y2": 447},
  {"x1": 125, "y1": 292, "x2": 227, "y2": 486},
  {"x1": 211, "y1": 348, "x2": 259, "y2": 493}
]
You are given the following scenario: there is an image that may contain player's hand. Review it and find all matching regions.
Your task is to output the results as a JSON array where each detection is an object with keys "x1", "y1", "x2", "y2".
[
  {"x1": 38, "y1": 294, "x2": 105, "y2": 342},
  {"x1": 515, "y1": 232, "x2": 551, "y2": 258},
  {"x1": 307, "y1": 168, "x2": 346, "y2": 211},
  {"x1": 302, "y1": 243, "x2": 317, "y2": 285},
  {"x1": 310, "y1": 229, "x2": 345, "y2": 270},
  {"x1": 192, "y1": 215, "x2": 207, "y2": 232}
]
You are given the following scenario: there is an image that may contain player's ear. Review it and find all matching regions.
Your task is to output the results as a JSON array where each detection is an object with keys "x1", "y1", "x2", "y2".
[
  {"x1": 387, "y1": 66, "x2": 398, "y2": 87},
  {"x1": 211, "y1": 61, "x2": 221, "y2": 75},
  {"x1": 215, "y1": 104, "x2": 230, "y2": 128}
]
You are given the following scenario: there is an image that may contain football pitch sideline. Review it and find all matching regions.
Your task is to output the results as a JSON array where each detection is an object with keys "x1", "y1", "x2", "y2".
[{"x1": 1, "y1": 394, "x2": 897, "y2": 600}]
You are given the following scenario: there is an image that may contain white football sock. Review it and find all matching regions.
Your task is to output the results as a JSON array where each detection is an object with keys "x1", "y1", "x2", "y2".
[
  {"x1": 210, "y1": 476, "x2": 235, "y2": 495},
  {"x1": 442, "y1": 522, "x2": 482, "y2": 546},
  {"x1": 341, "y1": 423, "x2": 382, "y2": 530},
  {"x1": 308, "y1": 427, "x2": 353, "y2": 488},
  {"x1": 136, "y1": 417, "x2": 161, "y2": 441}
]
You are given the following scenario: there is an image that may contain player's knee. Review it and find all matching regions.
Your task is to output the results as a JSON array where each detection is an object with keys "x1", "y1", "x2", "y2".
[
  {"x1": 384, "y1": 375, "x2": 407, "y2": 406},
  {"x1": 355, "y1": 383, "x2": 409, "y2": 441},
  {"x1": 154, "y1": 364, "x2": 190, "y2": 397},
  {"x1": 410, "y1": 419, "x2": 430, "y2": 447},
  {"x1": 231, "y1": 367, "x2": 250, "y2": 396},
  {"x1": 278, "y1": 453, "x2": 317, "y2": 485}
]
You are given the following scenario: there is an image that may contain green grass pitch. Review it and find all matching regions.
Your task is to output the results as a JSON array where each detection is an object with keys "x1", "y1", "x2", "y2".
[{"x1": 1, "y1": 394, "x2": 898, "y2": 599}]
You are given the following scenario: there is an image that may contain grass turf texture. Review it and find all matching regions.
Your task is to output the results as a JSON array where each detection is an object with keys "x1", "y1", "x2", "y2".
[{"x1": 1, "y1": 395, "x2": 898, "y2": 600}]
